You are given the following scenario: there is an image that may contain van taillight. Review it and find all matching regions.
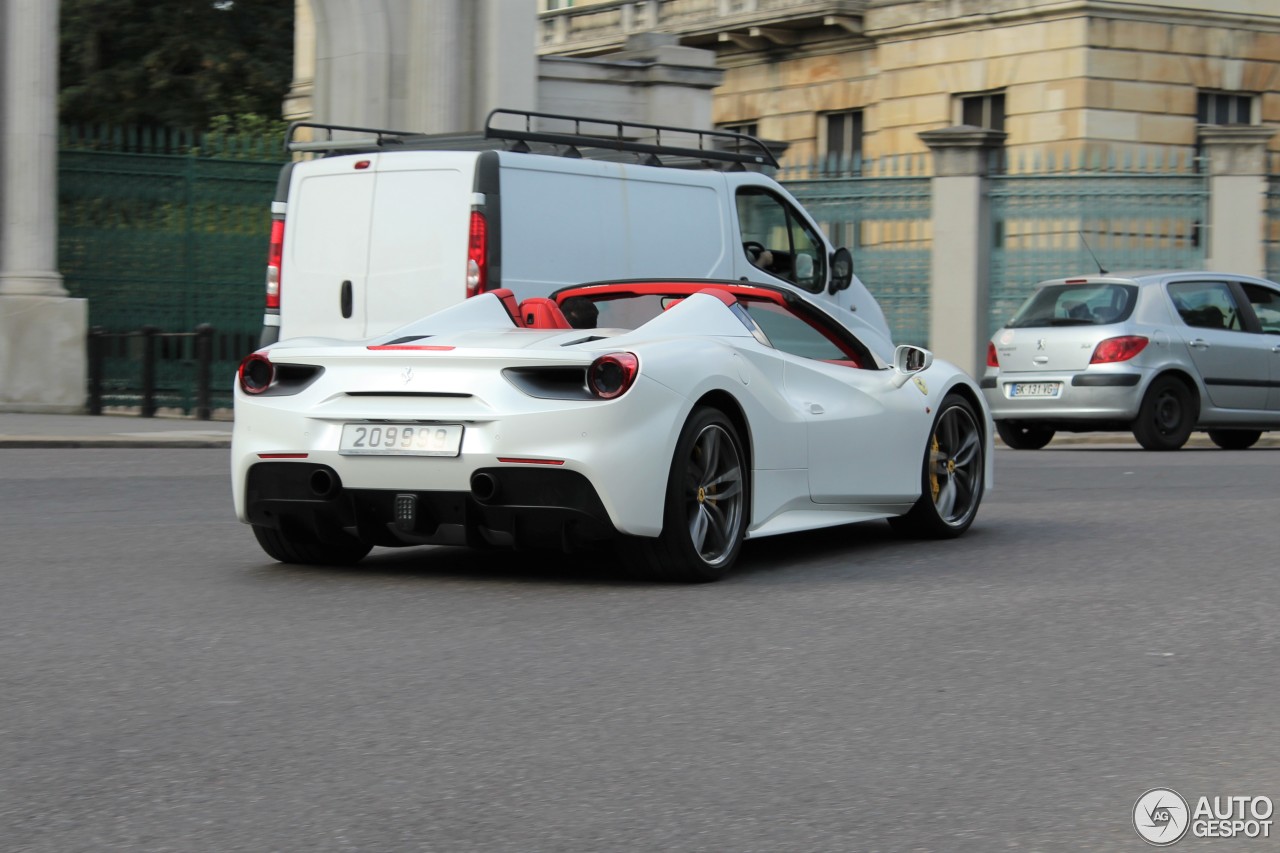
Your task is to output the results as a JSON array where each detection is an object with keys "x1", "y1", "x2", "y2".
[
  {"x1": 266, "y1": 219, "x2": 285, "y2": 309},
  {"x1": 466, "y1": 211, "x2": 488, "y2": 297}
]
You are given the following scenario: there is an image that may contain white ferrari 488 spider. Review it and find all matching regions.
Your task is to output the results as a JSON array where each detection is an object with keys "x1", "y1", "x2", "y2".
[{"x1": 232, "y1": 280, "x2": 993, "y2": 581}]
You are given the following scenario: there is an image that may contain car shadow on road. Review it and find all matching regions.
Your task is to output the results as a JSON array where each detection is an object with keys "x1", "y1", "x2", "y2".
[
  {"x1": 251, "y1": 543, "x2": 659, "y2": 588},
  {"x1": 246, "y1": 516, "x2": 989, "y2": 588}
]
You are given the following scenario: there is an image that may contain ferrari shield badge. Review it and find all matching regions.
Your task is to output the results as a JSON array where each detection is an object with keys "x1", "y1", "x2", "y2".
[{"x1": 913, "y1": 376, "x2": 928, "y2": 395}]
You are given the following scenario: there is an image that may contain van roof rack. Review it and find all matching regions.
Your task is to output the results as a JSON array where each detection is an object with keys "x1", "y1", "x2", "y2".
[
  {"x1": 483, "y1": 108, "x2": 779, "y2": 169},
  {"x1": 284, "y1": 110, "x2": 780, "y2": 169},
  {"x1": 285, "y1": 121, "x2": 422, "y2": 153}
]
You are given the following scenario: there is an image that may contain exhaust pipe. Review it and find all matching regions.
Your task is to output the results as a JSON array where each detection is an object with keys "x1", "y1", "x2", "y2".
[
  {"x1": 470, "y1": 472, "x2": 499, "y2": 502},
  {"x1": 309, "y1": 468, "x2": 338, "y2": 498}
]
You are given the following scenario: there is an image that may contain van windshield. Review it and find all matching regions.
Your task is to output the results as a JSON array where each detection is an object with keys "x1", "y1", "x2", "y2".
[{"x1": 1007, "y1": 283, "x2": 1138, "y2": 327}]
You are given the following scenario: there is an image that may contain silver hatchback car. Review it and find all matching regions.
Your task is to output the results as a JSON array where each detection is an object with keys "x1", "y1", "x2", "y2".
[{"x1": 982, "y1": 271, "x2": 1280, "y2": 450}]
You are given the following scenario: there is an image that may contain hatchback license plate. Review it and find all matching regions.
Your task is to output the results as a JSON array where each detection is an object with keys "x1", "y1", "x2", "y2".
[
  {"x1": 339, "y1": 423, "x2": 463, "y2": 456},
  {"x1": 1008, "y1": 382, "x2": 1062, "y2": 398}
]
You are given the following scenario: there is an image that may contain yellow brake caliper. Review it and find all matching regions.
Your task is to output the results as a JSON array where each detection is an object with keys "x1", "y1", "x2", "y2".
[{"x1": 929, "y1": 434, "x2": 941, "y2": 502}]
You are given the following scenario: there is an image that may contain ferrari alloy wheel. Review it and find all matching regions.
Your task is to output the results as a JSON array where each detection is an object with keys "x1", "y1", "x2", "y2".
[
  {"x1": 252, "y1": 522, "x2": 372, "y2": 566},
  {"x1": 1207, "y1": 429, "x2": 1261, "y2": 450},
  {"x1": 996, "y1": 420, "x2": 1054, "y2": 450},
  {"x1": 1132, "y1": 376, "x2": 1195, "y2": 451},
  {"x1": 890, "y1": 394, "x2": 984, "y2": 539},
  {"x1": 625, "y1": 407, "x2": 747, "y2": 582}
]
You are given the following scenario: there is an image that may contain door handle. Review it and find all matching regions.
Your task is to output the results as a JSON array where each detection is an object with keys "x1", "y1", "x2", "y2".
[
  {"x1": 1188, "y1": 338, "x2": 1209, "y2": 350},
  {"x1": 1272, "y1": 345, "x2": 1280, "y2": 353},
  {"x1": 340, "y1": 280, "x2": 353, "y2": 319},
  {"x1": 807, "y1": 402, "x2": 825, "y2": 415}
]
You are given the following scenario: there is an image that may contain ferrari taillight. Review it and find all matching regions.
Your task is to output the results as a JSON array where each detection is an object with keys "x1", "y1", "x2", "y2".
[
  {"x1": 587, "y1": 352, "x2": 639, "y2": 400},
  {"x1": 238, "y1": 352, "x2": 275, "y2": 394},
  {"x1": 1090, "y1": 335, "x2": 1148, "y2": 363},
  {"x1": 265, "y1": 219, "x2": 285, "y2": 309},
  {"x1": 466, "y1": 211, "x2": 488, "y2": 297}
]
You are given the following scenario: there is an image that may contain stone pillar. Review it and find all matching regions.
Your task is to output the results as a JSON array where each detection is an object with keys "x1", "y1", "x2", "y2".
[
  {"x1": 0, "y1": 0, "x2": 88, "y2": 412},
  {"x1": 919, "y1": 127, "x2": 1006, "y2": 379},
  {"x1": 538, "y1": 34, "x2": 723, "y2": 129},
  {"x1": 410, "y1": 0, "x2": 465, "y2": 132},
  {"x1": 1198, "y1": 125, "x2": 1277, "y2": 279},
  {"x1": 283, "y1": 0, "x2": 316, "y2": 122}
]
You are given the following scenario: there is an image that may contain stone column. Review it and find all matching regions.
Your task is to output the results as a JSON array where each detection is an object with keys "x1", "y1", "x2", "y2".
[
  {"x1": 0, "y1": 0, "x2": 88, "y2": 411},
  {"x1": 411, "y1": 0, "x2": 466, "y2": 132},
  {"x1": 919, "y1": 127, "x2": 1006, "y2": 379},
  {"x1": 1198, "y1": 125, "x2": 1277, "y2": 279},
  {"x1": 283, "y1": 0, "x2": 316, "y2": 122},
  {"x1": 1, "y1": 0, "x2": 63, "y2": 297}
]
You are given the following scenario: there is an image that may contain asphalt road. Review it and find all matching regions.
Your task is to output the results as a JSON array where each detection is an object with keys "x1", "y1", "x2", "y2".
[{"x1": 2, "y1": 446, "x2": 1278, "y2": 852}]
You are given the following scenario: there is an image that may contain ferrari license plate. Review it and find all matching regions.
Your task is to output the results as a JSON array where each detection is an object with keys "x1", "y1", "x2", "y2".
[
  {"x1": 339, "y1": 423, "x2": 463, "y2": 456},
  {"x1": 1008, "y1": 382, "x2": 1062, "y2": 398}
]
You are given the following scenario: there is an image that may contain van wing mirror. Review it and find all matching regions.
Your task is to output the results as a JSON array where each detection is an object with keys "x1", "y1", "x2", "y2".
[
  {"x1": 829, "y1": 247, "x2": 853, "y2": 293},
  {"x1": 891, "y1": 344, "x2": 933, "y2": 388}
]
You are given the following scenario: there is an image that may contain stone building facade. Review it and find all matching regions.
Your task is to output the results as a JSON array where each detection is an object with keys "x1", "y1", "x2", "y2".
[{"x1": 538, "y1": 0, "x2": 1280, "y2": 165}]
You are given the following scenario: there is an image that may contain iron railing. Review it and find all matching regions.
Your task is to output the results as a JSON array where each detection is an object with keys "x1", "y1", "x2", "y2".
[
  {"x1": 988, "y1": 148, "x2": 1208, "y2": 335},
  {"x1": 779, "y1": 153, "x2": 932, "y2": 346},
  {"x1": 60, "y1": 125, "x2": 285, "y2": 413}
]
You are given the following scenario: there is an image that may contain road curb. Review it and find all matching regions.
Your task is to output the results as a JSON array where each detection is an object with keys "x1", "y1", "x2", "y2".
[{"x1": 0, "y1": 437, "x2": 231, "y2": 449}]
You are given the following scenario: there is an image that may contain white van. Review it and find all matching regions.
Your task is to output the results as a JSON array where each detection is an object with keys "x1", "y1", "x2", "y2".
[{"x1": 260, "y1": 110, "x2": 891, "y2": 351}]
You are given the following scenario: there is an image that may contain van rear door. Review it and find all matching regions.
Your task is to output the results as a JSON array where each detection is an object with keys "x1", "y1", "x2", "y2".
[
  {"x1": 365, "y1": 152, "x2": 479, "y2": 337},
  {"x1": 280, "y1": 155, "x2": 377, "y2": 340}
]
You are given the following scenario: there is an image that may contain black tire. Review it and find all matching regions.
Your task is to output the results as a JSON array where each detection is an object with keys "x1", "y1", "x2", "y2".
[
  {"x1": 252, "y1": 522, "x2": 372, "y2": 566},
  {"x1": 1207, "y1": 429, "x2": 1262, "y2": 450},
  {"x1": 995, "y1": 421, "x2": 1055, "y2": 450},
  {"x1": 625, "y1": 407, "x2": 748, "y2": 582},
  {"x1": 1132, "y1": 376, "x2": 1196, "y2": 451},
  {"x1": 890, "y1": 394, "x2": 985, "y2": 539}
]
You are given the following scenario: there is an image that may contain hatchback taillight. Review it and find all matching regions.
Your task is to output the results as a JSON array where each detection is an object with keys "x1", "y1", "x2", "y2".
[
  {"x1": 466, "y1": 211, "x2": 488, "y2": 297},
  {"x1": 238, "y1": 352, "x2": 275, "y2": 394},
  {"x1": 1090, "y1": 335, "x2": 1148, "y2": 363},
  {"x1": 266, "y1": 219, "x2": 285, "y2": 309},
  {"x1": 587, "y1": 352, "x2": 639, "y2": 399},
  {"x1": 986, "y1": 342, "x2": 999, "y2": 368}
]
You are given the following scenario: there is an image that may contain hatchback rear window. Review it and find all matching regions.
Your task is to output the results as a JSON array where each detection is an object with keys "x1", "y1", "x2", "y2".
[{"x1": 1006, "y1": 283, "x2": 1139, "y2": 327}]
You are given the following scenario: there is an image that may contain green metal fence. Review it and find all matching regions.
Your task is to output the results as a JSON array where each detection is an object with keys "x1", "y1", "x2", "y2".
[
  {"x1": 988, "y1": 149, "x2": 1208, "y2": 335},
  {"x1": 59, "y1": 126, "x2": 286, "y2": 413},
  {"x1": 780, "y1": 155, "x2": 933, "y2": 346}
]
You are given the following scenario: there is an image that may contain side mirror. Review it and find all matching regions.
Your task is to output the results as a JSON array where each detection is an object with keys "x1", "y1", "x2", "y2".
[
  {"x1": 829, "y1": 247, "x2": 853, "y2": 293},
  {"x1": 891, "y1": 344, "x2": 933, "y2": 387}
]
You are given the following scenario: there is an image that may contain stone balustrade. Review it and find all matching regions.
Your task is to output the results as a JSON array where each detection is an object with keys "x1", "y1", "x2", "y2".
[{"x1": 537, "y1": 0, "x2": 865, "y2": 56}]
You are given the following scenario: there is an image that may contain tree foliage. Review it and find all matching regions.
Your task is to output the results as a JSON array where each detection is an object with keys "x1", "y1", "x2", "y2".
[{"x1": 60, "y1": 0, "x2": 294, "y2": 130}]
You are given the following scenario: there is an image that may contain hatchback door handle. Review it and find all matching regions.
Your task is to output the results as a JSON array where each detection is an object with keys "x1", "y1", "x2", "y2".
[
  {"x1": 1188, "y1": 338, "x2": 1209, "y2": 350},
  {"x1": 1272, "y1": 345, "x2": 1280, "y2": 353}
]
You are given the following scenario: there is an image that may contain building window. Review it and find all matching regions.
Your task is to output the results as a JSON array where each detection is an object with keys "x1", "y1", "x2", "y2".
[
  {"x1": 718, "y1": 121, "x2": 759, "y2": 139},
  {"x1": 1197, "y1": 91, "x2": 1255, "y2": 125},
  {"x1": 822, "y1": 109, "x2": 864, "y2": 171},
  {"x1": 543, "y1": 0, "x2": 574, "y2": 10},
  {"x1": 959, "y1": 92, "x2": 1005, "y2": 131}
]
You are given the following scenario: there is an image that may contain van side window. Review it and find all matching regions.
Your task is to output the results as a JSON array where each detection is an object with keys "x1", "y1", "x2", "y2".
[{"x1": 736, "y1": 189, "x2": 826, "y2": 294}]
